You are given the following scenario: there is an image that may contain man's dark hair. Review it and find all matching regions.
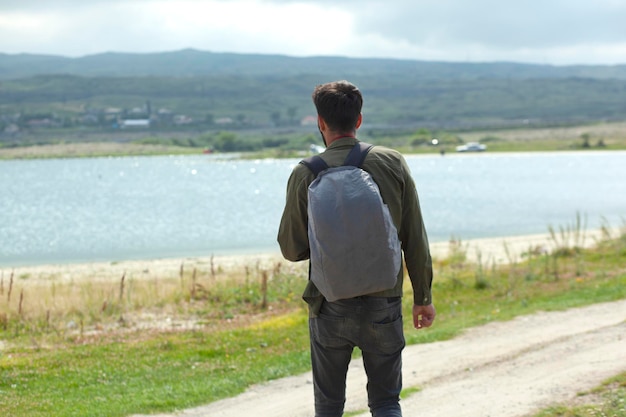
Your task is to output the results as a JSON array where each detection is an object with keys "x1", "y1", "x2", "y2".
[{"x1": 312, "y1": 80, "x2": 363, "y2": 133}]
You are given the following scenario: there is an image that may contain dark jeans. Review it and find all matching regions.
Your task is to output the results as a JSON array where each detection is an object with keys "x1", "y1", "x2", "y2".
[{"x1": 309, "y1": 296, "x2": 405, "y2": 417}]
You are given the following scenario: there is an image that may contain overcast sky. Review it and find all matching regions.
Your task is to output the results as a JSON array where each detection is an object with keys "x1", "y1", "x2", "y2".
[{"x1": 1, "y1": 0, "x2": 625, "y2": 66}]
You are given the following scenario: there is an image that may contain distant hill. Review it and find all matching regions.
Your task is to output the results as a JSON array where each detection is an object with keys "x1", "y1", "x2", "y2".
[
  {"x1": 1, "y1": 50, "x2": 625, "y2": 131},
  {"x1": 2, "y1": 49, "x2": 626, "y2": 80}
]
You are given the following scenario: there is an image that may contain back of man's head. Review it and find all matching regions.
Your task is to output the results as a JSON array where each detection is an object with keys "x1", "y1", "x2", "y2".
[{"x1": 312, "y1": 80, "x2": 363, "y2": 133}]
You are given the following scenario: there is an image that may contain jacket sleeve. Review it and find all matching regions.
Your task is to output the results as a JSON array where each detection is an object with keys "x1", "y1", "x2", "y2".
[
  {"x1": 398, "y1": 157, "x2": 433, "y2": 306},
  {"x1": 277, "y1": 166, "x2": 312, "y2": 262}
]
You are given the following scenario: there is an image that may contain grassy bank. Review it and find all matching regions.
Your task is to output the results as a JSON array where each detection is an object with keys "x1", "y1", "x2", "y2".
[
  {"x1": 2, "y1": 121, "x2": 626, "y2": 160},
  {"x1": 1, "y1": 225, "x2": 625, "y2": 416},
  {"x1": 0, "y1": 141, "x2": 201, "y2": 160}
]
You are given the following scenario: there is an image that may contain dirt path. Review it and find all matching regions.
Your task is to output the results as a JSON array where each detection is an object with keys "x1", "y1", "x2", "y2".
[{"x1": 131, "y1": 299, "x2": 626, "y2": 417}]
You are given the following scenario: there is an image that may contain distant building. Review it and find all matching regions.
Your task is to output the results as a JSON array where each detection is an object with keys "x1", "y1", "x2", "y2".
[
  {"x1": 301, "y1": 115, "x2": 317, "y2": 126},
  {"x1": 173, "y1": 115, "x2": 193, "y2": 125},
  {"x1": 215, "y1": 117, "x2": 233, "y2": 125},
  {"x1": 26, "y1": 118, "x2": 58, "y2": 128},
  {"x1": 121, "y1": 119, "x2": 151, "y2": 128},
  {"x1": 81, "y1": 114, "x2": 99, "y2": 125},
  {"x1": 3, "y1": 123, "x2": 19, "y2": 135},
  {"x1": 157, "y1": 108, "x2": 174, "y2": 124}
]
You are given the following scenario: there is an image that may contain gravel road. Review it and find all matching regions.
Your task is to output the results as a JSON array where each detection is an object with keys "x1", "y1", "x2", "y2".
[{"x1": 131, "y1": 299, "x2": 626, "y2": 417}]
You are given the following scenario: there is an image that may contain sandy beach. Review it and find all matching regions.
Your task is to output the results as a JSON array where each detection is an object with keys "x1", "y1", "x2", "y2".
[{"x1": 4, "y1": 227, "x2": 618, "y2": 285}]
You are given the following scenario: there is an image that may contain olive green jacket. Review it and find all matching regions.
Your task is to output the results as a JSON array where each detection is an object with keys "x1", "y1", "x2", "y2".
[{"x1": 277, "y1": 137, "x2": 433, "y2": 315}]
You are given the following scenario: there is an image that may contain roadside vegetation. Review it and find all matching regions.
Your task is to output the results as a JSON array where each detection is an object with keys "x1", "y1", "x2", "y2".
[
  {"x1": 1, "y1": 220, "x2": 625, "y2": 417},
  {"x1": 532, "y1": 372, "x2": 626, "y2": 417}
]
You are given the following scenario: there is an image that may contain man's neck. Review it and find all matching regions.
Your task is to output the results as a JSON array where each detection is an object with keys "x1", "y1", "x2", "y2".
[{"x1": 325, "y1": 132, "x2": 357, "y2": 146}]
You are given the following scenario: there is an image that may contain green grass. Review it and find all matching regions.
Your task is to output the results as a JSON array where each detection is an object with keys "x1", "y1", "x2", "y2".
[
  {"x1": 1, "y1": 325, "x2": 311, "y2": 417},
  {"x1": 1, "y1": 228, "x2": 625, "y2": 416}
]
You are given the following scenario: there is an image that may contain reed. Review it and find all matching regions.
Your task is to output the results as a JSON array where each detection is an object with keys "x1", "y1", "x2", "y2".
[
  {"x1": 548, "y1": 212, "x2": 587, "y2": 256},
  {"x1": 7, "y1": 270, "x2": 14, "y2": 302}
]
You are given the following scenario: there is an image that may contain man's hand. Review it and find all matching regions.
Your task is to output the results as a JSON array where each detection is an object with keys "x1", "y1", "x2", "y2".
[{"x1": 413, "y1": 303, "x2": 436, "y2": 329}]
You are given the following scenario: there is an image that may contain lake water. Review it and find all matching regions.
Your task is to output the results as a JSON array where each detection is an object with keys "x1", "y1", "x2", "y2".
[{"x1": 1, "y1": 151, "x2": 625, "y2": 266}]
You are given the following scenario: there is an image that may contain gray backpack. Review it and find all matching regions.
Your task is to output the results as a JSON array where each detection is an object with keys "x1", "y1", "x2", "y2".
[{"x1": 301, "y1": 142, "x2": 401, "y2": 302}]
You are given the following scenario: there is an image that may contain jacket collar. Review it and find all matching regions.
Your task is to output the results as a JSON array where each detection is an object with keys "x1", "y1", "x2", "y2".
[{"x1": 325, "y1": 136, "x2": 358, "y2": 150}]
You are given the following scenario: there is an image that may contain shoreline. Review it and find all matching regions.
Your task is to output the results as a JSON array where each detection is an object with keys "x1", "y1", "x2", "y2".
[
  {"x1": 2, "y1": 142, "x2": 625, "y2": 161},
  {"x1": 3, "y1": 228, "x2": 618, "y2": 284}
]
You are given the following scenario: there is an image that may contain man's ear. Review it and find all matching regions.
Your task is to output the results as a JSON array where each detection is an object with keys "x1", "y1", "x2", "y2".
[
  {"x1": 355, "y1": 113, "x2": 362, "y2": 129},
  {"x1": 317, "y1": 115, "x2": 327, "y2": 131}
]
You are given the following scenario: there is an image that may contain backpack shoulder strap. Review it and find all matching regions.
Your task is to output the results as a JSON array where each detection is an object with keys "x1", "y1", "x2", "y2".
[
  {"x1": 344, "y1": 142, "x2": 374, "y2": 168},
  {"x1": 300, "y1": 155, "x2": 329, "y2": 177},
  {"x1": 300, "y1": 141, "x2": 374, "y2": 175}
]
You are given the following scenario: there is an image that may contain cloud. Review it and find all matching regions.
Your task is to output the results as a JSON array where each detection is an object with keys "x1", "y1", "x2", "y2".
[
  {"x1": 259, "y1": 0, "x2": 626, "y2": 63},
  {"x1": 1, "y1": 0, "x2": 625, "y2": 64},
  {"x1": 0, "y1": 0, "x2": 355, "y2": 57}
]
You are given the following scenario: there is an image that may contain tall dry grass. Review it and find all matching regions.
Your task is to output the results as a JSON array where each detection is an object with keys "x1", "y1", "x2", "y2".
[{"x1": 0, "y1": 257, "x2": 307, "y2": 341}]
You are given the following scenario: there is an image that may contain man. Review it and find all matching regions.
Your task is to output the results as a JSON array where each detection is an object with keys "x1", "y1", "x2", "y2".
[{"x1": 277, "y1": 80, "x2": 435, "y2": 417}]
